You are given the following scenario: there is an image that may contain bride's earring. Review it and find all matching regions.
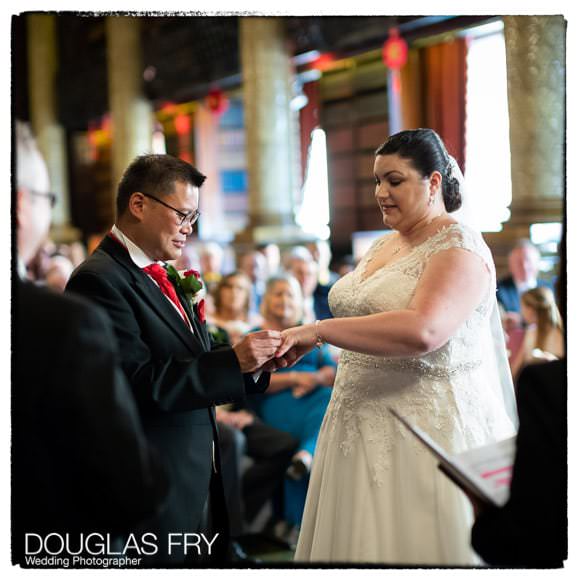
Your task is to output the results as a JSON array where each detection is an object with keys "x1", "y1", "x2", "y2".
[{"x1": 428, "y1": 196, "x2": 435, "y2": 206}]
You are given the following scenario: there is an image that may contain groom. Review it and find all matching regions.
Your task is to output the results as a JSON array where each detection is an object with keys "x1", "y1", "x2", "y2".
[{"x1": 66, "y1": 154, "x2": 290, "y2": 565}]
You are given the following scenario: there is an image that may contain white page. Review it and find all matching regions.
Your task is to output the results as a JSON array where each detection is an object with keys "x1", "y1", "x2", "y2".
[{"x1": 456, "y1": 436, "x2": 517, "y2": 506}]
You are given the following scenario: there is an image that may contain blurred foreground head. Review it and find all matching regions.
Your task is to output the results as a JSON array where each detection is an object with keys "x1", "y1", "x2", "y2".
[{"x1": 15, "y1": 121, "x2": 53, "y2": 265}]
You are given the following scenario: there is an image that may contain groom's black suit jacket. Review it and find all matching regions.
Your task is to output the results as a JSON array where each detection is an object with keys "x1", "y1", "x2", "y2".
[{"x1": 66, "y1": 235, "x2": 269, "y2": 564}]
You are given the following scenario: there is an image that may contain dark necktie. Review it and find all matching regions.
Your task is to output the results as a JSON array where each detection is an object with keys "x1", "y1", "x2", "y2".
[{"x1": 143, "y1": 263, "x2": 190, "y2": 328}]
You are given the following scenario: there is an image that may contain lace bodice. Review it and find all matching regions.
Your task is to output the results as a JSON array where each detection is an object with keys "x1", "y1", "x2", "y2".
[
  {"x1": 331, "y1": 223, "x2": 496, "y2": 372},
  {"x1": 324, "y1": 223, "x2": 514, "y2": 485}
]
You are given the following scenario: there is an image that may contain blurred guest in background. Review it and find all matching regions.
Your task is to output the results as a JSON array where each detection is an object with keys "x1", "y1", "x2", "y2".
[
  {"x1": 67, "y1": 240, "x2": 87, "y2": 268},
  {"x1": 199, "y1": 241, "x2": 225, "y2": 295},
  {"x1": 510, "y1": 286, "x2": 564, "y2": 380},
  {"x1": 207, "y1": 271, "x2": 259, "y2": 345},
  {"x1": 237, "y1": 248, "x2": 268, "y2": 317},
  {"x1": 44, "y1": 254, "x2": 75, "y2": 292},
  {"x1": 498, "y1": 239, "x2": 552, "y2": 370},
  {"x1": 216, "y1": 406, "x2": 298, "y2": 555},
  {"x1": 306, "y1": 240, "x2": 338, "y2": 322},
  {"x1": 497, "y1": 239, "x2": 548, "y2": 322},
  {"x1": 207, "y1": 275, "x2": 299, "y2": 557},
  {"x1": 251, "y1": 274, "x2": 336, "y2": 544},
  {"x1": 25, "y1": 238, "x2": 55, "y2": 281},
  {"x1": 305, "y1": 240, "x2": 338, "y2": 287},
  {"x1": 285, "y1": 246, "x2": 330, "y2": 322},
  {"x1": 257, "y1": 242, "x2": 282, "y2": 278}
]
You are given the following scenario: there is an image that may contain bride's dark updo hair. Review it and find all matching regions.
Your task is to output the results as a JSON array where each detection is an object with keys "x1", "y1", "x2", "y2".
[{"x1": 375, "y1": 128, "x2": 462, "y2": 212}]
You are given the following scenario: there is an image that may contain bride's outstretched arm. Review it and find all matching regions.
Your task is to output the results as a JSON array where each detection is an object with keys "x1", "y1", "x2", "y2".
[{"x1": 278, "y1": 248, "x2": 490, "y2": 358}]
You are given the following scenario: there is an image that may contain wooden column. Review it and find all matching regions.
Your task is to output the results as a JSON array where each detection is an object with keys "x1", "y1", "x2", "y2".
[
  {"x1": 237, "y1": 17, "x2": 307, "y2": 244},
  {"x1": 503, "y1": 15, "x2": 565, "y2": 228},
  {"x1": 27, "y1": 14, "x2": 77, "y2": 242},
  {"x1": 106, "y1": 16, "x2": 153, "y2": 214}
]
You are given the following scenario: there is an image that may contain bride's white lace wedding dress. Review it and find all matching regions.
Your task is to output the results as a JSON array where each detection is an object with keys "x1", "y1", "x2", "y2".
[{"x1": 294, "y1": 223, "x2": 517, "y2": 565}]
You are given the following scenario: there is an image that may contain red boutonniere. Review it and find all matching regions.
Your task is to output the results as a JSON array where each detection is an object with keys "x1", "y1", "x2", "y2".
[{"x1": 166, "y1": 265, "x2": 206, "y2": 323}]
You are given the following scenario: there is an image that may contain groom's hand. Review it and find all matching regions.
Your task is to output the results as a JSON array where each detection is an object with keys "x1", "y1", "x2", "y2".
[
  {"x1": 233, "y1": 330, "x2": 282, "y2": 373},
  {"x1": 259, "y1": 346, "x2": 301, "y2": 373}
]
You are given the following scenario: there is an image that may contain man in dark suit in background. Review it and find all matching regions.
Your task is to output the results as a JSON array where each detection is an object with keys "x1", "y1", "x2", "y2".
[
  {"x1": 13, "y1": 122, "x2": 168, "y2": 566},
  {"x1": 497, "y1": 239, "x2": 549, "y2": 318},
  {"x1": 66, "y1": 154, "x2": 291, "y2": 566}
]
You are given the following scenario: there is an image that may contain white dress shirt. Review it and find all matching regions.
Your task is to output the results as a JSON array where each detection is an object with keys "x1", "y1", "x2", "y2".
[{"x1": 111, "y1": 225, "x2": 193, "y2": 332}]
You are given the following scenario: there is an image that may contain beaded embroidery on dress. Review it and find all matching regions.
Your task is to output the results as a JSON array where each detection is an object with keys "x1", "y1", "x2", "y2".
[{"x1": 294, "y1": 223, "x2": 516, "y2": 564}]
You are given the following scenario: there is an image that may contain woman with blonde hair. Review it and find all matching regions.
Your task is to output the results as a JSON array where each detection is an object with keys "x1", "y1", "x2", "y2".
[
  {"x1": 510, "y1": 286, "x2": 564, "y2": 379},
  {"x1": 207, "y1": 271, "x2": 258, "y2": 345}
]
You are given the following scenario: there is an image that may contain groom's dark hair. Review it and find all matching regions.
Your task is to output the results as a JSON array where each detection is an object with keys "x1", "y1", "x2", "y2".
[
  {"x1": 376, "y1": 128, "x2": 462, "y2": 213},
  {"x1": 116, "y1": 154, "x2": 206, "y2": 217}
]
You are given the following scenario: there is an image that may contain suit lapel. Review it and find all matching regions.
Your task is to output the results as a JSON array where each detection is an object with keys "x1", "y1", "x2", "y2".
[
  {"x1": 99, "y1": 236, "x2": 206, "y2": 353},
  {"x1": 175, "y1": 285, "x2": 212, "y2": 351}
]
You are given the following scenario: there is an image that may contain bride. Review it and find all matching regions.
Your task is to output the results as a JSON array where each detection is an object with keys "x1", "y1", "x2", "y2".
[{"x1": 278, "y1": 128, "x2": 517, "y2": 565}]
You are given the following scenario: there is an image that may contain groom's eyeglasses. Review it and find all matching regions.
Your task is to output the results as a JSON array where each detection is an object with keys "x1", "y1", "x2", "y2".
[{"x1": 141, "y1": 192, "x2": 201, "y2": 226}]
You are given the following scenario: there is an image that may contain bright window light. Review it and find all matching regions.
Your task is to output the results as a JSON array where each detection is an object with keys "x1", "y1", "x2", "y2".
[
  {"x1": 530, "y1": 222, "x2": 563, "y2": 246},
  {"x1": 297, "y1": 128, "x2": 330, "y2": 239},
  {"x1": 459, "y1": 25, "x2": 512, "y2": 232}
]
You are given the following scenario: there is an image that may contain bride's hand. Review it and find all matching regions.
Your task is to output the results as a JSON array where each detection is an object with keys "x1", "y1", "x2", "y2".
[{"x1": 275, "y1": 324, "x2": 318, "y2": 360}]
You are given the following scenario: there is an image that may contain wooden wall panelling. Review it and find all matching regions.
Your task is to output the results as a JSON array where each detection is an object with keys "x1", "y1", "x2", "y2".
[
  {"x1": 400, "y1": 48, "x2": 423, "y2": 131},
  {"x1": 320, "y1": 53, "x2": 390, "y2": 258}
]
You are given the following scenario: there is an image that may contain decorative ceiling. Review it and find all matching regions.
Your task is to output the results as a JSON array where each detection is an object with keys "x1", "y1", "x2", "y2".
[{"x1": 12, "y1": 14, "x2": 494, "y2": 130}]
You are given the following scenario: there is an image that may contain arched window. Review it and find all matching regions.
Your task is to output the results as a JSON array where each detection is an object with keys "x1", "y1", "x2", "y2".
[
  {"x1": 297, "y1": 127, "x2": 330, "y2": 240},
  {"x1": 459, "y1": 22, "x2": 512, "y2": 232}
]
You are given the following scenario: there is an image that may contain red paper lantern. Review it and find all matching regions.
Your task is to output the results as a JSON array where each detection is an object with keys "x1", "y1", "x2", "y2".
[
  {"x1": 206, "y1": 89, "x2": 229, "y2": 115},
  {"x1": 382, "y1": 28, "x2": 408, "y2": 71},
  {"x1": 174, "y1": 113, "x2": 191, "y2": 136},
  {"x1": 311, "y1": 53, "x2": 335, "y2": 72}
]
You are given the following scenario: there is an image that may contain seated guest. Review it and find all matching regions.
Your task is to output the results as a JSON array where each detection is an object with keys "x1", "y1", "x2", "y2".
[
  {"x1": 510, "y1": 287, "x2": 564, "y2": 379},
  {"x1": 237, "y1": 248, "x2": 269, "y2": 317},
  {"x1": 305, "y1": 240, "x2": 339, "y2": 287},
  {"x1": 25, "y1": 239, "x2": 55, "y2": 282},
  {"x1": 306, "y1": 240, "x2": 339, "y2": 322},
  {"x1": 257, "y1": 242, "x2": 282, "y2": 278},
  {"x1": 497, "y1": 239, "x2": 549, "y2": 322},
  {"x1": 209, "y1": 316, "x2": 298, "y2": 554},
  {"x1": 285, "y1": 246, "x2": 331, "y2": 322},
  {"x1": 207, "y1": 271, "x2": 259, "y2": 345},
  {"x1": 66, "y1": 240, "x2": 88, "y2": 268},
  {"x1": 44, "y1": 254, "x2": 75, "y2": 292},
  {"x1": 199, "y1": 241, "x2": 225, "y2": 296},
  {"x1": 250, "y1": 274, "x2": 336, "y2": 539},
  {"x1": 216, "y1": 408, "x2": 298, "y2": 545}
]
